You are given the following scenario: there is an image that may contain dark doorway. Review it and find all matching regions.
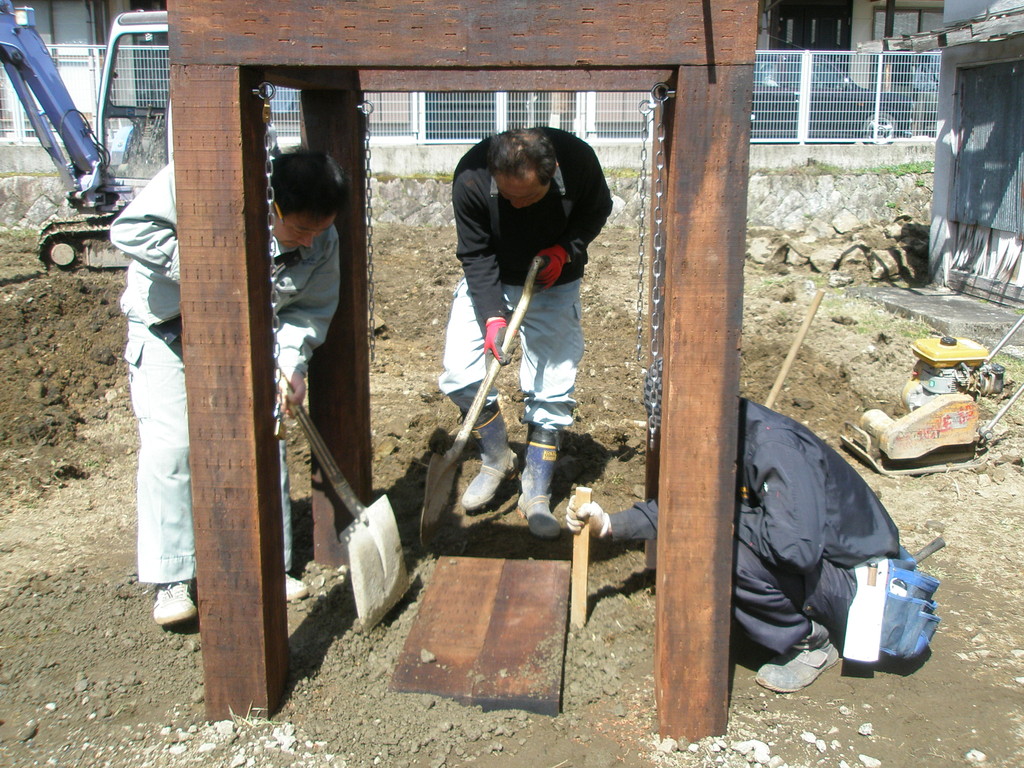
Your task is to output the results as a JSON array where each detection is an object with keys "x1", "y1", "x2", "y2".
[{"x1": 771, "y1": 1, "x2": 851, "y2": 50}]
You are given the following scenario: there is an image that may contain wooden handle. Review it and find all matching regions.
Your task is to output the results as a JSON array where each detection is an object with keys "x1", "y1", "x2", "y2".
[
  {"x1": 570, "y1": 486, "x2": 592, "y2": 628},
  {"x1": 447, "y1": 256, "x2": 544, "y2": 458},
  {"x1": 764, "y1": 289, "x2": 825, "y2": 410}
]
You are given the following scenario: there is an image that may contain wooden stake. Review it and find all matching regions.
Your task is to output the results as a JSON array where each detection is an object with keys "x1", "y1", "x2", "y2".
[{"x1": 570, "y1": 486, "x2": 592, "y2": 629}]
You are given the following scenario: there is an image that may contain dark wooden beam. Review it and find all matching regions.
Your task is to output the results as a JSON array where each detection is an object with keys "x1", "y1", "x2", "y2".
[
  {"x1": 170, "y1": 1, "x2": 755, "y2": 68},
  {"x1": 654, "y1": 61, "x2": 752, "y2": 739},
  {"x1": 356, "y1": 68, "x2": 680, "y2": 93},
  {"x1": 171, "y1": 63, "x2": 289, "y2": 720},
  {"x1": 267, "y1": 67, "x2": 678, "y2": 93},
  {"x1": 301, "y1": 89, "x2": 372, "y2": 567}
]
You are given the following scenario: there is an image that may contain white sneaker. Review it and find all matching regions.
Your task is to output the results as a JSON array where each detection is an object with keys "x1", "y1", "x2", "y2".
[
  {"x1": 285, "y1": 575, "x2": 309, "y2": 602},
  {"x1": 153, "y1": 581, "x2": 197, "y2": 626}
]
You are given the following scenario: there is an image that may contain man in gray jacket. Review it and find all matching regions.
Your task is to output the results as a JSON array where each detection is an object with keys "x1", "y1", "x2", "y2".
[{"x1": 111, "y1": 150, "x2": 348, "y2": 627}]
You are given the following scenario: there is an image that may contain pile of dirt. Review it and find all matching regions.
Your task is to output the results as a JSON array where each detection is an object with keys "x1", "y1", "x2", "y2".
[{"x1": 2, "y1": 222, "x2": 1024, "y2": 768}]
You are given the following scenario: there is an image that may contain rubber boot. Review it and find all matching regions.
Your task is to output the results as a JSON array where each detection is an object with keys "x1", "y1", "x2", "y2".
[
  {"x1": 461, "y1": 406, "x2": 517, "y2": 512},
  {"x1": 517, "y1": 426, "x2": 561, "y2": 540},
  {"x1": 754, "y1": 620, "x2": 839, "y2": 693}
]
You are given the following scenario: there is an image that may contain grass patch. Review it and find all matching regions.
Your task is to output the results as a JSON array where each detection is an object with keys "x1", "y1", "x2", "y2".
[
  {"x1": 861, "y1": 161, "x2": 935, "y2": 175},
  {"x1": 753, "y1": 160, "x2": 934, "y2": 177}
]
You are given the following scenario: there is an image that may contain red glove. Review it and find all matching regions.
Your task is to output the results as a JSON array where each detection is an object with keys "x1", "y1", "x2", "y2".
[
  {"x1": 536, "y1": 245, "x2": 569, "y2": 288},
  {"x1": 484, "y1": 317, "x2": 509, "y2": 365}
]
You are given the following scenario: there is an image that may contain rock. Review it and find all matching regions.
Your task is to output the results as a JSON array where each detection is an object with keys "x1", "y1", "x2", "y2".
[
  {"x1": 214, "y1": 720, "x2": 235, "y2": 738},
  {"x1": 832, "y1": 210, "x2": 862, "y2": 233},
  {"x1": 657, "y1": 737, "x2": 678, "y2": 754},
  {"x1": 16, "y1": 719, "x2": 38, "y2": 741},
  {"x1": 747, "y1": 236, "x2": 778, "y2": 264},
  {"x1": 807, "y1": 245, "x2": 840, "y2": 273},
  {"x1": 858, "y1": 755, "x2": 882, "y2": 768},
  {"x1": 965, "y1": 749, "x2": 988, "y2": 763},
  {"x1": 868, "y1": 248, "x2": 901, "y2": 280},
  {"x1": 374, "y1": 435, "x2": 400, "y2": 459},
  {"x1": 420, "y1": 648, "x2": 436, "y2": 664},
  {"x1": 858, "y1": 722, "x2": 874, "y2": 736},
  {"x1": 733, "y1": 739, "x2": 772, "y2": 764}
]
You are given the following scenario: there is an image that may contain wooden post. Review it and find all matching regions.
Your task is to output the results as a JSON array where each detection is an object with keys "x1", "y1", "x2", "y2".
[
  {"x1": 300, "y1": 85, "x2": 372, "y2": 567},
  {"x1": 653, "y1": 61, "x2": 753, "y2": 740},
  {"x1": 171, "y1": 64, "x2": 289, "y2": 720}
]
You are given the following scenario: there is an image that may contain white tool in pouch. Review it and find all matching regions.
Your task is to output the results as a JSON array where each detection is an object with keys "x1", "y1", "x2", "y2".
[{"x1": 843, "y1": 558, "x2": 890, "y2": 662}]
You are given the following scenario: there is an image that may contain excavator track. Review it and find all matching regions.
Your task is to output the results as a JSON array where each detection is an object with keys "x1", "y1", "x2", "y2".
[{"x1": 38, "y1": 213, "x2": 129, "y2": 270}]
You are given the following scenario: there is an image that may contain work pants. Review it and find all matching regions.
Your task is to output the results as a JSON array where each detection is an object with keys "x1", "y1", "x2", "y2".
[
  {"x1": 125, "y1": 320, "x2": 293, "y2": 585},
  {"x1": 438, "y1": 278, "x2": 584, "y2": 431},
  {"x1": 733, "y1": 539, "x2": 856, "y2": 655}
]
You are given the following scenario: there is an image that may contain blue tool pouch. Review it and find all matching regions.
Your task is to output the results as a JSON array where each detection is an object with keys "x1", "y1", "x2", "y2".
[{"x1": 879, "y1": 550, "x2": 940, "y2": 659}]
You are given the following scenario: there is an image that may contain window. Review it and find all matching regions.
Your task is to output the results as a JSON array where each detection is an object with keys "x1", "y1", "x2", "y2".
[{"x1": 873, "y1": 9, "x2": 945, "y2": 40}]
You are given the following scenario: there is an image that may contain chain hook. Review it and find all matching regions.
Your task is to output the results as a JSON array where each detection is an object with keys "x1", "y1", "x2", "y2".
[{"x1": 650, "y1": 82, "x2": 674, "y2": 103}]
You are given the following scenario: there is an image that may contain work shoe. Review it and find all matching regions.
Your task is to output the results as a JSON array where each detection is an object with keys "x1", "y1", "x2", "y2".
[
  {"x1": 462, "y1": 407, "x2": 517, "y2": 512},
  {"x1": 153, "y1": 581, "x2": 197, "y2": 627},
  {"x1": 517, "y1": 426, "x2": 561, "y2": 540},
  {"x1": 285, "y1": 575, "x2": 310, "y2": 602},
  {"x1": 755, "y1": 621, "x2": 839, "y2": 693}
]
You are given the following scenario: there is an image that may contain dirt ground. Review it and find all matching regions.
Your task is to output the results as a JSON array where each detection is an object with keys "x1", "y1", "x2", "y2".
[{"x1": 1, "y1": 219, "x2": 1023, "y2": 768}]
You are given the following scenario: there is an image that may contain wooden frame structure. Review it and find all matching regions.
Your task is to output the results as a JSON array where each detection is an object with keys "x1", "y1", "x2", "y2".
[{"x1": 169, "y1": 0, "x2": 755, "y2": 739}]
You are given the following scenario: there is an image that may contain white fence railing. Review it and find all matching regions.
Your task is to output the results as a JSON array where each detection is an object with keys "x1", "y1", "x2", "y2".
[{"x1": 2, "y1": 47, "x2": 940, "y2": 149}]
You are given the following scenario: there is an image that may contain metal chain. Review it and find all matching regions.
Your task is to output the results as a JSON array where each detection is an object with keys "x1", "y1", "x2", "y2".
[
  {"x1": 357, "y1": 100, "x2": 377, "y2": 362},
  {"x1": 253, "y1": 82, "x2": 286, "y2": 438},
  {"x1": 646, "y1": 83, "x2": 673, "y2": 439},
  {"x1": 634, "y1": 96, "x2": 654, "y2": 362}
]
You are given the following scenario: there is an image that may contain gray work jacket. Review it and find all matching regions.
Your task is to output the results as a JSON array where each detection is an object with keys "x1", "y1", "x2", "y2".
[{"x1": 111, "y1": 162, "x2": 340, "y2": 376}]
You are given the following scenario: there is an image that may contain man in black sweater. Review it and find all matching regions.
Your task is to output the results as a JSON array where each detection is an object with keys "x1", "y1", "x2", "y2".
[
  {"x1": 568, "y1": 398, "x2": 903, "y2": 692},
  {"x1": 438, "y1": 128, "x2": 612, "y2": 539}
]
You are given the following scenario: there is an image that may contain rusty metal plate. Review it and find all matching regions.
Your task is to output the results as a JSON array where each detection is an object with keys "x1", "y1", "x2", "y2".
[{"x1": 390, "y1": 557, "x2": 570, "y2": 715}]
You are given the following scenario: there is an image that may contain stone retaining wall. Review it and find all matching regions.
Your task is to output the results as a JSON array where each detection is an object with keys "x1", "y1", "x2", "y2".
[{"x1": 1, "y1": 171, "x2": 933, "y2": 234}]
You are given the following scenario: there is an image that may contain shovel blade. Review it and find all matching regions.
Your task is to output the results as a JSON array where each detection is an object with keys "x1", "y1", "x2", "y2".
[
  {"x1": 344, "y1": 496, "x2": 410, "y2": 631},
  {"x1": 420, "y1": 450, "x2": 459, "y2": 546}
]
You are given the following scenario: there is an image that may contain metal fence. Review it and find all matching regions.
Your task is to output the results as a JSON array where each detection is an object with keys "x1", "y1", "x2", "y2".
[
  {"x1": 2, "y1": 47, "x2": 940, "y2": 148},
  {"x1": 752, "y1": 50, "x2": 939, "y2": 143}
]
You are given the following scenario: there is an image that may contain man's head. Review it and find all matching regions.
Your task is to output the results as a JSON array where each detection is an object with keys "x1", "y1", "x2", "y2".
[
  {"x1": 487, "y1": 128, "x2": 556, "y2": 209},
  {"x1": 271, "y1": 149, "x2": 348, "y2": 249}
]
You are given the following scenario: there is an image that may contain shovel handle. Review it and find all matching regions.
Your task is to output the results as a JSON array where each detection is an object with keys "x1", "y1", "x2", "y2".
[
  {"x1": 448, "y1": 256, "x2": 543, "y2": 456},
  {"x1": 291, "y1": 400, "x2": 367, "y2": 518},
  {"x1": 912, "y1": 536, "x2": 946, "y2": 564},
  {"x1": 764, "y1": 288, "x2": 824, "y2": 410}
]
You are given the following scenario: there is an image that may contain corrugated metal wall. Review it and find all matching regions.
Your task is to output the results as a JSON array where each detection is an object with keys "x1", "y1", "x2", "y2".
[{"x1": 953, "y1": 59, "x2": 1024, "y2": 236}]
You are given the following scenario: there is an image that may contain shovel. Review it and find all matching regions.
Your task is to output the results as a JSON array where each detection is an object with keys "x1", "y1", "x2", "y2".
[
  {"x1": 420, "y1": 256, "x2": 543, "y2": 546},
  {"x1": 290, "y1": 399, "x2": 410, "y2": 631}
]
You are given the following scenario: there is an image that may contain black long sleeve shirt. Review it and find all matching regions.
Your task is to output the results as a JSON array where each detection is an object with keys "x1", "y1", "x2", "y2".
[
  {"x1": 614, "y1": 399, "x2": 901, "y2": 572},
  {"x1": 451, "y1": 127, "x2": 613, "y2": 327}
]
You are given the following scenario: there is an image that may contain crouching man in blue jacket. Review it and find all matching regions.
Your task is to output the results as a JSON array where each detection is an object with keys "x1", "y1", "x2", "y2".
[{"x1": 567, "y1": 397, "x2": 902, "y2": 693}]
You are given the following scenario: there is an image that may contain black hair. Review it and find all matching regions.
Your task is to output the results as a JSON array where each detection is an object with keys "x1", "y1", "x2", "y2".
[
  {"x1": 486, "y1": 128, "x2": 557, "y2": 185},
  {"x1": 271, "y1": 149, "x2": 348, "y2": 218}
]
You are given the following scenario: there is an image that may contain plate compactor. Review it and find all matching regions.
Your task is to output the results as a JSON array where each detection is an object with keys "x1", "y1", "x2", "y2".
[{"x1": 842, "y1": 319, "x2": 1024, "y2": 476}]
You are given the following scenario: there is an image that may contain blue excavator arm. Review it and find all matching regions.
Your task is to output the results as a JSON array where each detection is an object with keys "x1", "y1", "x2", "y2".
[{"x1": 0, "y1": 1, "x2": 123, "y2": 211}]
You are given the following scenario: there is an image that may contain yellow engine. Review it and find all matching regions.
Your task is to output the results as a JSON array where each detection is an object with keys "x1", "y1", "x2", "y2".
[{"x1": 901, "y1": 336, "x2": 1004, "y2": 410}]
